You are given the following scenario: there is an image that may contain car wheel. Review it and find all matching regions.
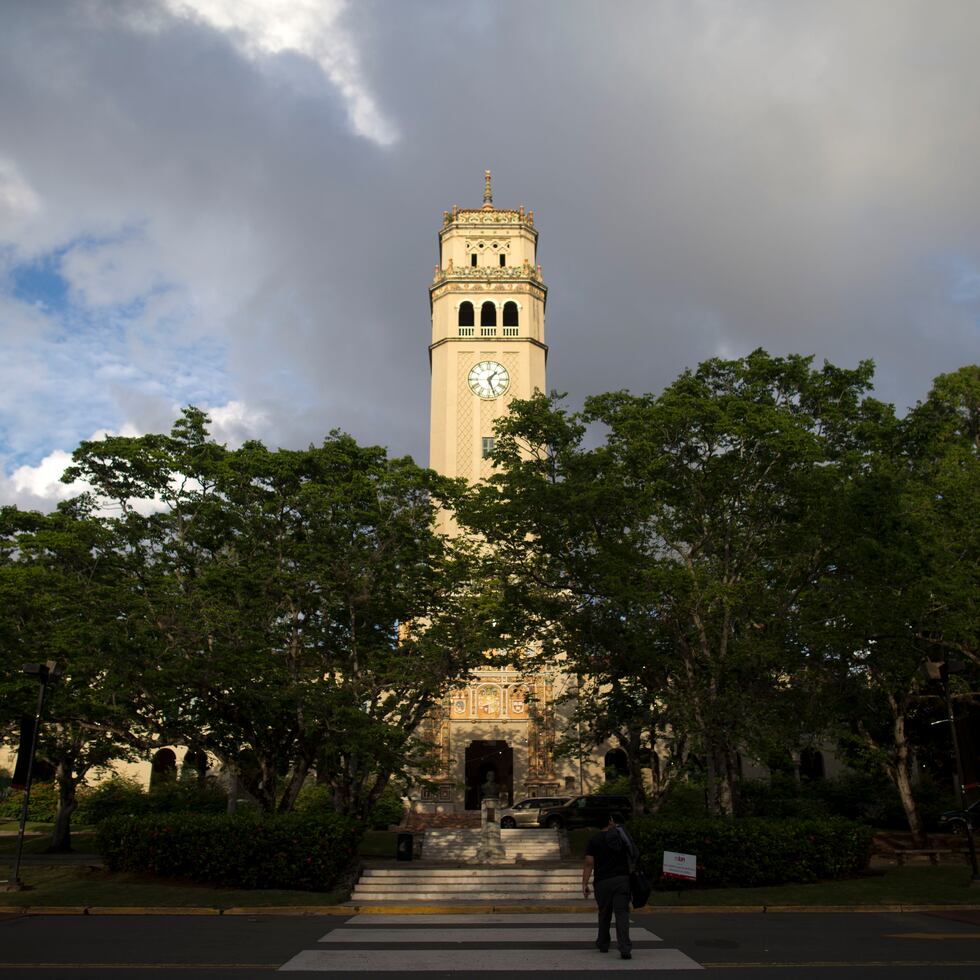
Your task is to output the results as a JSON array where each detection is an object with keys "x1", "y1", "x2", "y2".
[
  {"x1": 501, "y1": 816, "x2": 516, "y2": 829},
  {"x1": 546, "y1": 816, "x2": 564, "y2": 830}
]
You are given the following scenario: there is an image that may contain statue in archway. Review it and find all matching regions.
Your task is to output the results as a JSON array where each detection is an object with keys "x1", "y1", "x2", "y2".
[{"x1": 480, "y1": 770, "x2": 499, "y2": 800}]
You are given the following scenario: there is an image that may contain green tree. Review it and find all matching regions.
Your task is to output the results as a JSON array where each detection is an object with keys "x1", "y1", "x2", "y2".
[
  {"x1": 815, "y1": 366, "x2": 979, "y2": 841},
  {"x1": 0, "y1": 500, "x2": 139, "y2": 851},
  {"x1": 65, "y1": 409, "x2": 491, "y2": 819},
  {"x1": 463, "y1": 351, "x2": 877, "y2": 815}
]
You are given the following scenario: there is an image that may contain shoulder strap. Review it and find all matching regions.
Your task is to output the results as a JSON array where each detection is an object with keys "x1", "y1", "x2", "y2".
[{"x1": 615, "y1": 826, "x2": 639, "y2": 871}]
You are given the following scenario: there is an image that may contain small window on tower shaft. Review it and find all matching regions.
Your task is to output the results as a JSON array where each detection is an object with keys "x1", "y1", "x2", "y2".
[
  {"x1": 499, "y1": 254, "x2": 506, "y2": 267},
  {"x1": 482, "y1": 437, "x2": 495, "y2": 459},
  {"x1": 471, "y1": 254, "x2": 477, "y2": 266}
]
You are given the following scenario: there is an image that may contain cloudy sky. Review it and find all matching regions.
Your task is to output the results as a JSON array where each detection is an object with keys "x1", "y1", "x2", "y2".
[{"x1": 1, "y1": 0, "x2": 978, "y2": 509}]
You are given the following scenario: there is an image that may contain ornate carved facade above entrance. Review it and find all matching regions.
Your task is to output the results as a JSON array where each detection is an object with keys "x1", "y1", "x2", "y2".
[{"x1": 448, "y1": 672, "x2": 529, "y2": 721}]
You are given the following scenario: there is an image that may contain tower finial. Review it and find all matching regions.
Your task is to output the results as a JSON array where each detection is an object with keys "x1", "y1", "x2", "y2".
[{"x1": 482, "y1": 169, "x2": 493, "y2": 208}]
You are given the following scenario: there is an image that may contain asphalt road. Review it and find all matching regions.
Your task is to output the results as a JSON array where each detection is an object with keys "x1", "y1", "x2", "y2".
[{"x1": 1, "y1": 908, "x2": 979, "y2": 978}]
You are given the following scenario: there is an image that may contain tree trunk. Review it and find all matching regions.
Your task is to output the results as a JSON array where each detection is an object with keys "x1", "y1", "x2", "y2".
[
  {"x1": 621, "y1": 729, "x2": 648, "y2": 815},
  {"x1": 889, "y1": 699, "x2": 926, "y2": 846},
  {"x1": 360, "y1": 771, "x2": 391, "y2": 823},
  {"x1": 48, "y1": 762, "x2": 77, "y2": 853},
  {"x1": 278, "y1": 756, "x2": 312, "y2": 814},
  {"x1": 226, "y1": 767, "x2": 239, "y2": 815},
  {"x1": 255, "y1": 757, "x2": 277, "y2": 813},
  {"x1": 707, "y1": 742, "x2": 735, "y2": 816}
]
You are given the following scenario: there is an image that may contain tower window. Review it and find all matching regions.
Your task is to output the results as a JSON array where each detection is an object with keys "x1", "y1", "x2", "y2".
[
  {"x1": 458, "y1": 301, "x2": 474, "y2": 327},
  {"x1": 480, "y1": 301, "x2": 496, "y2": 327},
  {"x1": 471, "y1": 253, "x2": 477, "y2": 266},
  {"x1": 482, "y1": 437, "x2": 495, "y2": 459},
  {"x1": 502, "y1": 301, "x2": 518, "y2": 327},
  {"x1": 499, "y1": 254, "x2": 506, "y2": 267}
]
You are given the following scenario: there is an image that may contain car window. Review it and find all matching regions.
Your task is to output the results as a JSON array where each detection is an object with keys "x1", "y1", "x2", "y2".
[{"x1": 575, "y1": 798, "x2": 587, "y2": 808}]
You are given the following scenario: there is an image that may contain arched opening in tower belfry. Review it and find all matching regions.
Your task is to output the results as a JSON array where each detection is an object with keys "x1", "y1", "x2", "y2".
[
  {"x1": 503, "y1": 301, "x2": 518, "y2": 327},
  {"x1": 458, "y1": 301, "x2": 474, "y2": 327},
  {"x1": 480, "y1": 301, "x2": 496, "y2": 327}
]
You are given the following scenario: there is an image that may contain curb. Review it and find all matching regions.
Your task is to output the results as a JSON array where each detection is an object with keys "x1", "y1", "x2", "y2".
[{"x1": 1, "y1": 903, "x2": 979, "y2": 917}]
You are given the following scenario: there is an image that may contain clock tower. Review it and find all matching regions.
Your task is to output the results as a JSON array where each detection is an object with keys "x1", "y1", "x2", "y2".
[
  {"x1": 429, "y1": 171, "x2": 547, "y2": 484},
  {"x1": 417, "y1": 174, "x2": 576, "y2": 815}
]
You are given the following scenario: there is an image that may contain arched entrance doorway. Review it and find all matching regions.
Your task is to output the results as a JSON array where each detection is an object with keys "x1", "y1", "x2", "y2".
[
  {"x1": 150, "y1": 748, "x2": 177, "y2": 790},
  {"x1": 464, "y1": 740, "x2": 513, "y2": 810},
  {"x1": 604, "y1": 748, "x2": 629, "y2": 779}
]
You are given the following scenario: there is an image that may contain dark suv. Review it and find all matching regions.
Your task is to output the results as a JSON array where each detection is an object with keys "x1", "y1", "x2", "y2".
[{"x1": 536, "y1": 795, "x2": 632, "y2": 830}]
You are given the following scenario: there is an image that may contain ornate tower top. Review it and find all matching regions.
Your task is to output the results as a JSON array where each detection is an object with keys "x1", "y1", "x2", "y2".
[{"x1": 441, "y1": 171, "x2": 536, "y2": 231}]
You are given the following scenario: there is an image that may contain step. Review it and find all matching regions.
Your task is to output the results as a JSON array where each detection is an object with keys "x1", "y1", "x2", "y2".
[
  {"x1": 420, "y1": 827, "x2": 561, "y2": 862},
  {"x1": 353, "y1": 884, "x2": 580, "y2": 893},
  {"x1": 362, "y1": 862, "x2": 582, "y2": 881},
  {"x1": 351, "y1": 863, "x2": 580, "y2": 902},
  {"x1": 351, "y1": 886, "x2": 580, "y2": 896},
  {"x1": 355, "y1": 876, "x2": 579, "y2": 883}
]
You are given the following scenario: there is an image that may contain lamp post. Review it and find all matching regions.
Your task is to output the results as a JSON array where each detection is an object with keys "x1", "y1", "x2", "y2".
[
  {"x1": 4, "y1": 661, "x2": 60, "y2": 892},
  {"x1": 922, "y1": 657, "x2": 980, "y2": 887}
]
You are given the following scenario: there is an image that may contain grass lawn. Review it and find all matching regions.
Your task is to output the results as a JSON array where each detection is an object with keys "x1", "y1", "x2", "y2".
[
  {"x1": 0, "y1": 866, "x2": 346, "y2": 909},
  {"x1": 641, "y1": 866, "x2": 980, "y2": 908},
  {"x1": 0, "y1": 820, "x2": 60, "y2": 835},
  {"x1": 2, "y1": 864, "x2": 977, "y2": 911},
  {"x1": 0, "y1": 831, "x2": 98, "y2": 855}
]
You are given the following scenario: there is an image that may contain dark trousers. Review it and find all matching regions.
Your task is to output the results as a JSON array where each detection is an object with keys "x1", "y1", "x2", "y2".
[{"x1": 594, "y1": 874, "x2": 631, "y2": 953}]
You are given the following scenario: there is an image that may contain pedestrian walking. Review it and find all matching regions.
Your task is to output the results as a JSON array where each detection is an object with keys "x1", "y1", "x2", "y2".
[{"x1": 581, "y1": 811, "x2": 637, "y2": 959}]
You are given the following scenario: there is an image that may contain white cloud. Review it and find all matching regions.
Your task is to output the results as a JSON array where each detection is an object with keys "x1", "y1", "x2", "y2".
[
  {"x1": 61, "y1": 232, "x2": 168, "y2": 310},
  {"x1": 0, "y1": 400, "x2": 267, "y2": 512},
  {"x1": 163, "y1": 0, "x2": 397, "y2": 145},
  {"x1": 0, "y1": 449, "x2": 81, "y2": 512},
  {"x1": 203, "y1": 399, "x2": 269, "y2": 447},
  {"x1": 0, "y1": 158, "x2": 40, "y2": 227}
]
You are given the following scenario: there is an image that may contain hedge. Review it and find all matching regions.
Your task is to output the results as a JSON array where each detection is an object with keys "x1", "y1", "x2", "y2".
[
  {"x1": 97, "y1": 811, "x2": 362, "y2": 891},
  {"x1": 77, "y1": 776, "x2": 227, "y2": 825},
  {"x1": 628, "y1": 816, "x2": 874, "y2": 887},
  {"x1": 0, "y1": 781, "x2": 59, "y2": 823}
]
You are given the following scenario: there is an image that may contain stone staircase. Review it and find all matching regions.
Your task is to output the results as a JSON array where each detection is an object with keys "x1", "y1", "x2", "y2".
[
  {"x1": 350, "y1": 866, "x2": 582, "y2": 903},
  {"x1": 421, "y1": 828, "x2": 561, "y2": 862}
]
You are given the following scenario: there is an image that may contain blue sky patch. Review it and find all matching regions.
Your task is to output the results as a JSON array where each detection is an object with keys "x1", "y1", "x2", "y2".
[{"x1": 10, "y1": 248, "x2": 71, "y2": 314}]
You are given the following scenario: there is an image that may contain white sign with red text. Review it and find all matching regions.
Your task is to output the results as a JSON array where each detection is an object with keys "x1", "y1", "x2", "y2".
[{"x1": 663, "y1": 850, "x2": 697, "y2": 880}]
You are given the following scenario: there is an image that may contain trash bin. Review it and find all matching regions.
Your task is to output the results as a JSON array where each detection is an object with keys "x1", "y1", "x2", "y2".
[{"x1": 396, "y1": 832, "x2": 414, "y2": 861}]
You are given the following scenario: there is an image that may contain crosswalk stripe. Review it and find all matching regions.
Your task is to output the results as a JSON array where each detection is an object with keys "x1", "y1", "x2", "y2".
[
  {"x1": 344, "y1": 913, "x2": 599, "y2": 924},
  {"x1": 279, "y1": 948, "x2": 704, "y2": 971},
  {"x1": 318, "y1": 926, "x2": 662, "y2": 943}
]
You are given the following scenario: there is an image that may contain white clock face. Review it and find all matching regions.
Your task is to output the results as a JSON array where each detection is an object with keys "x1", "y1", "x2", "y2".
[{"x1": 468, "y1": 360, "x2": 510, "y2": 399}]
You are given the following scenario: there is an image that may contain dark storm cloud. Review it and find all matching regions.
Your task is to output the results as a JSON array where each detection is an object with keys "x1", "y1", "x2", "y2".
[{"x1": 1, "y1": 0, "x2": 978, "y2": 505}]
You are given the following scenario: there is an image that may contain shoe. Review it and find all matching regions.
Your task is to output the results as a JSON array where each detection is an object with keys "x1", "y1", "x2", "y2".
[
  {"x1": 595, "y1": 943, "x2": 609, "y2": 953},
  {"x1": 620, "y1": 951, "x2": 632, "y2": 959}
]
